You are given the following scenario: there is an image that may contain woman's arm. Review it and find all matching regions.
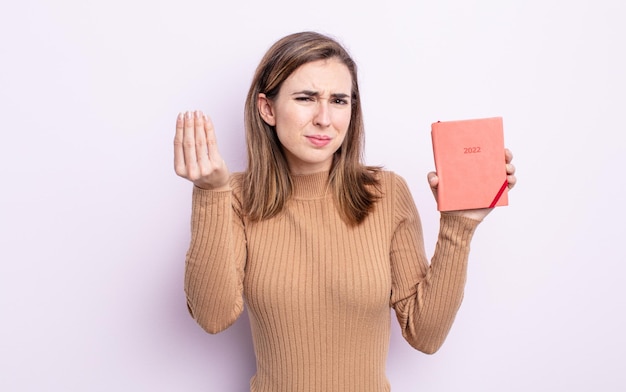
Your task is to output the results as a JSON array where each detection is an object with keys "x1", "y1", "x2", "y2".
[
  {"x1": 184, "y1": 183, "x2": 247, "y2": 334},
  {"x1": 390, "y1": 151, "x2": 515, "y2": 353},
  {"x1": 390, "y1": 175, "x2": 479, "y2": 354},
  {"x1": 174, "y1": 111, "x2": 246, "y2": 334}
]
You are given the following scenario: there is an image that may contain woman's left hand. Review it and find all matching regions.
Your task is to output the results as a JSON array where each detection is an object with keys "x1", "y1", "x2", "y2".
[{"x1": 428, "y1": 148, "x2": 517, "y2": 221}]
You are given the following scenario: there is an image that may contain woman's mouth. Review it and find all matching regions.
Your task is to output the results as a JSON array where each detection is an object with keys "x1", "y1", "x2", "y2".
[{"x1": 306, "y1": 135, "x2": 331, "y2": 147}]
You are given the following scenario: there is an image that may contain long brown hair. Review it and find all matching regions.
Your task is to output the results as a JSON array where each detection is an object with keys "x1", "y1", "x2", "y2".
[{"x1": 242, "y1": 31, "x2": 380, "y2": 225}]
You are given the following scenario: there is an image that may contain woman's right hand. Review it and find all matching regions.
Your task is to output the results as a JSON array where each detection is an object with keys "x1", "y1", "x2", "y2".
[{"x1": 174, "y1": 110, "x2": 230, "y2": 190}]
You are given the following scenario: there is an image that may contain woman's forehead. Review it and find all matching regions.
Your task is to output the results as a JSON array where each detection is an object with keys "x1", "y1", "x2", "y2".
[{"x1": 282, "y1": 59, "x2": 352, "y2": 94}]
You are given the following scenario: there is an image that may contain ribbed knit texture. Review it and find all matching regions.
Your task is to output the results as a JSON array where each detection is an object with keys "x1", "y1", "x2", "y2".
[{"x1": 184, "y1": 171, "x2": 479, "y2": 392}]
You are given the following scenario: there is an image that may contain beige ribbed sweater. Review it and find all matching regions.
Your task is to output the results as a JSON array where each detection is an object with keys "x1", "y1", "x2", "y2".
[{"x1": 184, "y1": 170, "x2": 479, "y2": 392}]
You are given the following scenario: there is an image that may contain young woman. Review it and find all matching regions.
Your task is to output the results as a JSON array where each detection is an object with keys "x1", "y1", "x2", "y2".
[{"x1": 174, "y1": 31, "x2": 516, "y2": 392}]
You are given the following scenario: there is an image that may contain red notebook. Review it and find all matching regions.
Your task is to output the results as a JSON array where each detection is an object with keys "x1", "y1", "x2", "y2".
[{"x1": 431, "y1": 117, "x2": 508, "y2": 211}]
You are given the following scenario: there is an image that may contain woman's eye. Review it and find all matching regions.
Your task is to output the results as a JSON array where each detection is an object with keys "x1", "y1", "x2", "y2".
[
  {"x1": 333, "y1": 98, "x2": 348, "y2": 105},
  {"x1": 295, "y1": 96, "x2": 314, "y2": 102}
]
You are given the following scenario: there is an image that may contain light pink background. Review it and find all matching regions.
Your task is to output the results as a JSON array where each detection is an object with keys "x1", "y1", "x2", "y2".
[{"x1": 1, "y1": 0, "x2": 624, "y2": 390}]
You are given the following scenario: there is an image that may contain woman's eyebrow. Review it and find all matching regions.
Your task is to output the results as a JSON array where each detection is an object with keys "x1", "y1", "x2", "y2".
[
  {"x1": 330, "y1": 93, "x2": 350, "y2": 99},
  {"x1": 291, "y1": 90, "x2": 350, "y2": 99},
  {"x1": 292, "y1": 90, "x2": 319, "y2": 97}
]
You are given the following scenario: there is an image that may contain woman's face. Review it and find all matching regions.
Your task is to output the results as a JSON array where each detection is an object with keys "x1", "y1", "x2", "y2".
[{"x1": 258, "y1": 58, "x2": 352, "y2": 175}]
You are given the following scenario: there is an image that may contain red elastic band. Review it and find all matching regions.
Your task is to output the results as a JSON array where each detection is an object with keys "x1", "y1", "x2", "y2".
[{"x1": 489, "y1": 180, "x2": 509, "y2": 208}]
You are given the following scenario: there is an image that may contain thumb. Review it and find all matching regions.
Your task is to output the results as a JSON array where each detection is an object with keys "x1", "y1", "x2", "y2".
[{"x1": 427, "y1": 172, "x2": 439, "y2": 199}]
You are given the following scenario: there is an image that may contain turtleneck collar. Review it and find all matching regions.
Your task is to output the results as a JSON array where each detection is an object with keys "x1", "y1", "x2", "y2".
[{"x1": 291, "y1": 171, "x2": 331, "y2": 200}]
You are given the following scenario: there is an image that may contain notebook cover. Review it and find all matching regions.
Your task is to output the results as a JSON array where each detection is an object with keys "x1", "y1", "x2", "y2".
[{"x1": 431, "y1": 117, "x2": 508, "y2": 211}]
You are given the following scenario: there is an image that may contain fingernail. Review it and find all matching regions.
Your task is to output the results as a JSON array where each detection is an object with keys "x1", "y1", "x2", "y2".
[{"x1": 185, "y1": 111, "x2": 192, "y2": 119}]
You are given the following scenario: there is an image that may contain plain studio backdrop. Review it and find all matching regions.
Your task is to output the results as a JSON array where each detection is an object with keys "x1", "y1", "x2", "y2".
[{"x1": 1, "y1": 0, "x2": 624, "y2": 391}]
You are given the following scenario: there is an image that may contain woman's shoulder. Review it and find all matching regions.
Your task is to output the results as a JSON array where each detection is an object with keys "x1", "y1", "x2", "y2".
[
  {"x1": 373, "y1": 169, "x2": 409, "y2": 191},
  {"x1": 371, "y1": 170, "x2": 418, "y2": 212},
  {"x1": 227, "y1": 172, "x2": 245, "y2": 199},
  {"x1": 229, "y1": 172, "x2": 245, "y2": 186}
]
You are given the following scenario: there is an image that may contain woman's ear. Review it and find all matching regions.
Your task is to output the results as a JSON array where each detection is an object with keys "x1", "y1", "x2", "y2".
[{"x1": 257, "y1": 93, "x2": 276, "y2": 126}]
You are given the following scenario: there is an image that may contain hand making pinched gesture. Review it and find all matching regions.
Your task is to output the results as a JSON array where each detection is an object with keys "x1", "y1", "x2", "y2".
[{"x1": 174, "y1": 111, "x2": 230, "y2": 191}]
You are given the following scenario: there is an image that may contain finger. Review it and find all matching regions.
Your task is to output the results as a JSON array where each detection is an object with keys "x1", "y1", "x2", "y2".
[
  {"x1": 507, "y1": 173, "x2": 517, "y2": 190},
  {"x1": 194, "y1": 111, "x2": 209, "y2": 162},
  {"x1": 173, "y1": 112, "x2": 186, "y2": 176},
  {"x1": 505, "y1": 161, "x2": 516, "y2": 190},
  {"x1": 204, "y1": 114, "x2": 223, "y2": 164},
  {"x1": 182, "y1": 111, "x2": 199, "y2": 175},
  {"x1": 506, "y1": 163, "x2": 516, "y2": 176},
  {"x1": 427, "y1": 171, "x2": 439, "y2": 200},
  {"x1": 427, "y1": 172, "x2": 439, "y2": 189},
  {"x1": 504, "y1": 148, "x2": 513, "y2": 164}
]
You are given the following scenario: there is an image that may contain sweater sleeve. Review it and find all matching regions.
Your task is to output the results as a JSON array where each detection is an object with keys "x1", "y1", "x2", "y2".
[
  {"x1": 183, "y1": 177, "x2": 247, "y2": 334},
  {"x1": 389, "y1": 174, "x2": 480, "y2": 354}
]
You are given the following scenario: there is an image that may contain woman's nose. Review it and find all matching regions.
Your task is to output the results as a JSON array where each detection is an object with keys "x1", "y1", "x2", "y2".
[{"x1": 313, "y1": 101, "x2": 331, "y2": 127}]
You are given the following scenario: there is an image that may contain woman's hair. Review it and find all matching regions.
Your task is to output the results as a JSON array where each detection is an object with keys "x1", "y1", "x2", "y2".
[{"x1": 242, "y1": 31, "x2": 380, "y2": 225}]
